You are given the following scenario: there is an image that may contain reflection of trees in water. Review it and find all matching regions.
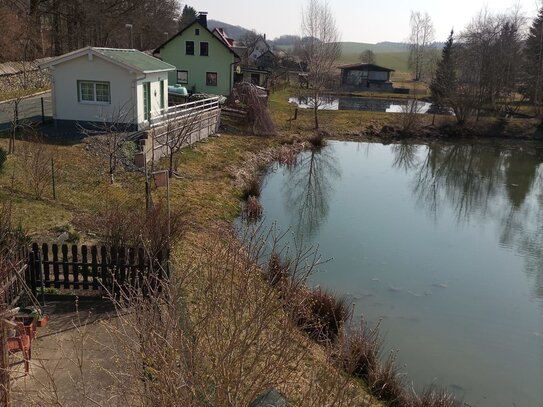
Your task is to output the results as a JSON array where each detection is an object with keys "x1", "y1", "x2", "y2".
[
  {"x1": 393, "y1": 142, "x2": 543, "y2": 300},
  {"x1": 283, "y1": 147, "x2": 341, "y2": 238}
]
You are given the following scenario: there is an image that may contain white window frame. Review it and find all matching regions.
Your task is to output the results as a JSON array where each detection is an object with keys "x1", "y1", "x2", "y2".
[
  {"x1": 78, "y1": 80, "x2": 111, "y2": 105},
  {"x1": 177, "y1": 70, "x2": 188, "y2": 84}
]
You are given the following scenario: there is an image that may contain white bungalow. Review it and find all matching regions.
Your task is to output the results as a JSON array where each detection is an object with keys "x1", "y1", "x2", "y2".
[{"x1": 40, "y1": 47, "x2": 176, "y2": 130}]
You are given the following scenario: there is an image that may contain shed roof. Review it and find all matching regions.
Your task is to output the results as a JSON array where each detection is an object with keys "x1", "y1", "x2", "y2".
[
  {"x1": 39, "y1": 47, "x2": 175, "y2": 73},
  {"x1": 339, "y1": 63, "x2": 395, "y2": 72}
]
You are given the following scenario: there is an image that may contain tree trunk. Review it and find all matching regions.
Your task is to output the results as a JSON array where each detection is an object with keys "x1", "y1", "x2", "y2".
[{"x1": 314, "y1": 105, "x2": 319, "y2": 129}]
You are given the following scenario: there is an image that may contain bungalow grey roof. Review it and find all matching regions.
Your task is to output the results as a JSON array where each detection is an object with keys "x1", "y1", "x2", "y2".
[
  {"x1": 94, "y1": 48, "x2": 175, "y2": 72},
  {"x1": 39, "y1": 47, "x2": 175, "y2": 73}
]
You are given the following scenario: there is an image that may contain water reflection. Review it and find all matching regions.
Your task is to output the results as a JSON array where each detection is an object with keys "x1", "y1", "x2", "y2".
[
  {"x1": 288, "y1": 96, "x2": 432, "y2": 113},
  {"x1": 283, "y1": 146, "x2": 341, "y2": 237},
  {"x1": 393, "y1": 142, "x2": 543, "y2": 301}
]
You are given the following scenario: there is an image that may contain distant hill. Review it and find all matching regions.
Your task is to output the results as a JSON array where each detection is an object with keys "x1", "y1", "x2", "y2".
[
  {"x1": 205, "y1": 21, "x2": 440, "y2": 72},
  {"x1": 207, "y1": 19, "x2": 254, "y2": 41}
]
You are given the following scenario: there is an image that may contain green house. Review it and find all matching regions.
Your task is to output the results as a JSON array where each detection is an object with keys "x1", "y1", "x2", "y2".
[{"x1": 154, "y1": 13, "x2": 238, "y2": 96}]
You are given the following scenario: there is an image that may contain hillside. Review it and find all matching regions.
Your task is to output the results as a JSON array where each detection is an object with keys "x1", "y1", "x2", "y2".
[{"x1": 207, "y1": 19, "x2": 253, "y2": 40}]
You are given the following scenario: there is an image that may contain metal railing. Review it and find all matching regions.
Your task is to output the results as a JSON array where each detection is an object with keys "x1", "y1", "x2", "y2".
[{"x1": 149, "y1": 97, "x2": 220, "y2": 128}]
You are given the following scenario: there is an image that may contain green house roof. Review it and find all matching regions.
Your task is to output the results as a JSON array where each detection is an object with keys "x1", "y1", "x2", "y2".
[{"x1": 94, "y1": 48, "x2": 175, "y2": 73}]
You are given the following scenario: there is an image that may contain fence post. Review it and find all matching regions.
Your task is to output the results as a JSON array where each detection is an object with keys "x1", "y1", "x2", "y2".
[
  {"x1": 41, "y1": 97, "x2": 45, "y2": 125},
  {"x1": 28, "y1": 251, "x2": 37, "y2": 298}
]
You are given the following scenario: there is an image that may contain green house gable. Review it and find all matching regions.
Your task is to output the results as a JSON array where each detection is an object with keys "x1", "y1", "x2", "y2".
[{"x1": 155, "y1": 21, "x2": 237, "y2": 96}]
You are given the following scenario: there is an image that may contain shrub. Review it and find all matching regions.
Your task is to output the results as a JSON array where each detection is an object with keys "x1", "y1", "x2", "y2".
[
  {"x1": 366, "y1": 351, "x2": 405, "y2": 405},
  {"x1": 242, "y1": 195, "x2": 263, "y2": 220},
  {"x1": 308, "y1": 131, "x2": 326, "y2": 148},
  {"x1": 242, "y1": 177, "x2": 261, "y2": 200},
  {"x1": 265, "y1": 252, "x2": 290, "y2": 287},
  {"x1": 296, "y1": 288, "x2": 351, "y2": 343},
  {"x1": 338, "y1": 321, "x2": 381, "y2": 381}
]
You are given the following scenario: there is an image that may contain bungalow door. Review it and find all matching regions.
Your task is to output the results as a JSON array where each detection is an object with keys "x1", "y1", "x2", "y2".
[{"x1": 143, "y1": 82, "x2": 151, "y2": 121}]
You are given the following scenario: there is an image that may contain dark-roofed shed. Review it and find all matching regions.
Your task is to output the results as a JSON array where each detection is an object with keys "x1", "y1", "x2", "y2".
[{"x1": 340, "y1": 63, "x2": 395, "y2": 91}]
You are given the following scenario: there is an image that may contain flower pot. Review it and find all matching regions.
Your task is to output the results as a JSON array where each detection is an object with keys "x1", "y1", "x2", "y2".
[{"x1": 37, "y1": 315, "x2": 49, "y2": 328}]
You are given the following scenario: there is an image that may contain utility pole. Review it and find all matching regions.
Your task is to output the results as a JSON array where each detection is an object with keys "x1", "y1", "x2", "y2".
[{"x1": 125, "y1": 24, "x2": 133, "y2": 48}]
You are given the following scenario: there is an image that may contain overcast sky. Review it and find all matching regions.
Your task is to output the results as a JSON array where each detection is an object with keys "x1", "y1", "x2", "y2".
[{"x1": 192, "y1": 0, "x2": 541, "y2": 43}]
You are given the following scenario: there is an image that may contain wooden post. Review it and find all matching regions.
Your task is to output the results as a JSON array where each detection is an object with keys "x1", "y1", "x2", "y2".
[
  {"x1": 0, "y1": 317, "x2": 10, "y2": 407},
  {"x1": 61, "y1": 244, "x2": 69, "y2": 289},
  {"x1": 81, "y1": 245, "x2": 89, "y2": 290},
  {"x1": 51, "y1": 158, "x2": 56, "y2": 200},
  {"x1": 91, "y1": 246, "x2": 99, "y2": 290},
  {"x1": 42, "y1": 243, "x2": 50, "y2": 288},
  {"x1": 41, "y1": 97, "x2": 45, "y2": 125},
  {"x1": 72, "y1": 245, "x2": 79, "y2": 289},
  {"x1": 52, "y1": 244, "x2": 60, "y2": 289}
]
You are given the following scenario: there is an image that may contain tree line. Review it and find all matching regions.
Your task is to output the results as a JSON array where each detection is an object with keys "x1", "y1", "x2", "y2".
[
  {"x1": 0, "y1": 0, "x2": 191, "y2": 62},
  {"x1": 430, "y1": 6, "x2": 543, "y2": 124}
]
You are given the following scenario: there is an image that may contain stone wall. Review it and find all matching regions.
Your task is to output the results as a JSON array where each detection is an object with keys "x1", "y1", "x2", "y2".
[{"x1": 0, "y1": 69, "x2": 50, "y2": 94}]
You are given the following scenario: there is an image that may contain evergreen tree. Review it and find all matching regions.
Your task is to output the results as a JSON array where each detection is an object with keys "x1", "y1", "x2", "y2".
[
  {"x1": 179, "y1": 5, "x2": 197, "y2": 30},
  {"x1": 430, "y1": 30, "x2": 456, "y2": 113},
  {"x1": 523, "y1": 7, "x2": 543, "y2": 109}
]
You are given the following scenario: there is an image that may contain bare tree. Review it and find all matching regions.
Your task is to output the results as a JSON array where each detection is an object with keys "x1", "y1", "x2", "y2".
[
  {"x1": 153, "y1": 110, "x2": 201, "y2": 177},
  {"x1": 359, "y1": 49, "x2": 376, "y2": 64},
  {"x1": 80, "y1": 103, "x2": 135, "y2": 184},
  {"x1": 19, "y1": 131, "x2": 54, "y2": 199},
  {"x1": 299, "y1": 0, "x2": 341, "y2": 129},
  {"x1": 408, "y1": 11, "x2": 435, "y2": 81}
]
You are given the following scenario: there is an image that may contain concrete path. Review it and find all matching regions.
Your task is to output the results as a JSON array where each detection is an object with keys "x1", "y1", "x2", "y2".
[{"x1": 9, "y1": 299, "x2": 119, "y2": 406}]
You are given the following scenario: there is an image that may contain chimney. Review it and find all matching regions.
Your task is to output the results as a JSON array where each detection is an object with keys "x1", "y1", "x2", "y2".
[
  {"x1": 263, "y1": 34, "x2": 266, "y2": 40},
  {"x1": 197, "y1": 12, "x2": 208, "y2": 28}
]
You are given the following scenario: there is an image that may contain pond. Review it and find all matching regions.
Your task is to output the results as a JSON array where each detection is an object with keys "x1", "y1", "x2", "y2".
[
  {"x1": 288, "y1": 96, "x2": 432, "y2": 113},
  {"x1": 253, "y1": 141, "x2": 543, "y2": 407}
]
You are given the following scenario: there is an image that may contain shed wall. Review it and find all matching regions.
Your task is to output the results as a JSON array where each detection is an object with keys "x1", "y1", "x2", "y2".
[{"x1": 51, "y1": 55, "x2": 137, "y2": 124}]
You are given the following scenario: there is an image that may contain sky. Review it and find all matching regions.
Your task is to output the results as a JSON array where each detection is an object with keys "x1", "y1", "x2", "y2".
[{"x1": 191, "y1": 0, "x2": 541, "y2": 43}]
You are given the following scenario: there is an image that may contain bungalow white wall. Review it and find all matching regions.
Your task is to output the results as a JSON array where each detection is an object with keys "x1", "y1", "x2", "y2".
[
  {"x1": 51, "y1": 54, "x2": 168, "y2": 129},
  {"x1": 51, "y1": 55, "x2": 137, "y2": 124}
]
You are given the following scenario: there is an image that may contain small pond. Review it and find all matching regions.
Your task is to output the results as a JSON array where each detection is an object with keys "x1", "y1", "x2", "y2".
[
  {"x1": 288, "y1": 96, "x2": 432, "y2": 113},
  {"x1": 249, "y1": 141, "x2": 543, "y2": 407}
]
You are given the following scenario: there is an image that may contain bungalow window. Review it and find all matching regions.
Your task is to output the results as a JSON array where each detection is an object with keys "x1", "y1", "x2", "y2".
[
  {"x1": 195, "y1": 28, "x2": 200, "y2": 36},
  {"x1": 200, "y1": 42, "x2": 209, "y2": 56},
  {"x1": 206, "y1": 72, "x2": 217, "y2": 86},
  {"x1": 186, "y1": 41, "x2": 194, "y2": 55},
  {"x1": 177, "y1": 70, "x2": 188, "y2": 84},
  {"x1": 78, "y1": 80, "x2": 110, "y2": 103}
]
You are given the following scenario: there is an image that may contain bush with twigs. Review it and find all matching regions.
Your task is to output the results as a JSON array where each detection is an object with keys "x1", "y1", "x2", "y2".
[{"x1": 226, "y1": 82, "x2": 277, "y2": 136}]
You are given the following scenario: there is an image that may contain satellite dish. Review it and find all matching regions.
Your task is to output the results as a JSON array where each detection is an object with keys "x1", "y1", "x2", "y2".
[{"x1": 235, "y1": 65, "x2": 241, "y2": 74}]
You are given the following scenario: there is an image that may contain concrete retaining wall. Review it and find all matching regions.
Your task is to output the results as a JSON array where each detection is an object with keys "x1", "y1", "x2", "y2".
[{"x1": 134, "y1": 108, "x2": 220, "y2": 167}]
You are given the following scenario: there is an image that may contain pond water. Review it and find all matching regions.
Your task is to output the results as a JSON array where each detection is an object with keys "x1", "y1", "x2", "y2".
[
  {"x1": 288, "y1": 96, "x2": 432, "y2": 113},
  {"x1": 254, "y1": 141, "x2": 543, "y2": 407}
]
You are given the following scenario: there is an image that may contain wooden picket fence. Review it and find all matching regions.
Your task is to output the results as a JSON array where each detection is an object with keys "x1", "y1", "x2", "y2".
[
  {"x1": 27, "y1": 243, "x2": 169, "y2": 298},
  {"x1": 0, "y1": 247, "x2": 29, "y2": 309}
]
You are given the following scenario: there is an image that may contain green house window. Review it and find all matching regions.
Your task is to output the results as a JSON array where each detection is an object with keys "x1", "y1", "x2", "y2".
[
  {"x1": 200, "y1": 42, "x2": 209, "y2": 56},
  {"x1": 78, "y1": 81, "x2": 110, "y2": 103},
  {"x1": 186, "y1": 41, "x2": 194, "y2": 55},
  {"x1": 177, "y1": 70, "x2": 188, "y2": 84},
  {"x1": 206, "y1": 72, "x2": 217, "y2": 86}
]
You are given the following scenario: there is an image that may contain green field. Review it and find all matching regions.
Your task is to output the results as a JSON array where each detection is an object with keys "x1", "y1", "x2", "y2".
[{"x1": 276, "y1": 42, "x2": 411, "y2": 72}]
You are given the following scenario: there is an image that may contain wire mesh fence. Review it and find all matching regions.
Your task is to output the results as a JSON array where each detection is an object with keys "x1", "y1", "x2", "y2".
[{"x1": 0, "y1": 94, "x2": 52, "y2": 133}]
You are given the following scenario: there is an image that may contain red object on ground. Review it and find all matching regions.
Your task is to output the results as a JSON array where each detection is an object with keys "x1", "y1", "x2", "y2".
[{"x1": 7, "y1": 322, "x2": 32, "y2": 373}]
